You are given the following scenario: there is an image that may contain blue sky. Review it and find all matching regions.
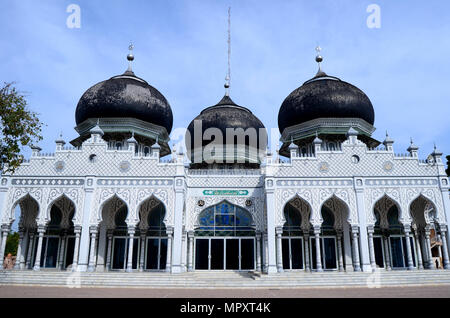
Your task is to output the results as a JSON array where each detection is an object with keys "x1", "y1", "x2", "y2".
[{"x1": 1, "y1": 0, "x2": 449, "y2": 161}]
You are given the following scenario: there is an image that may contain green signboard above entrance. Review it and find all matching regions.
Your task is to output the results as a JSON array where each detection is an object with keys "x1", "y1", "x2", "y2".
[{"x1": 203, "y1": 190, "x2": 249, "y2": 196}]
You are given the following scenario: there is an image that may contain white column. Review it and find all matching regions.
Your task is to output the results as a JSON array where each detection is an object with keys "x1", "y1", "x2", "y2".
[
  {"x1": 105, "y1": 230, "x2": 113, "y2": 270},
  {"x1": 171, "y1": 183, "x2": 185, "y2": 273},
  {"x1": 342, "y1": 222, "x2": 353, "y2": 271},
  {"x1": 265, "y1": 183, "x2": 277, "y2": 274},
  {"x1": 303, "y1": 233, "x2": 310, "y2": 272},
  {"x1": 96, "y1": 225, "x2": 107, "y2": 271},
  {"x1": 440, "y1": 184, "x2": 450, "y2": 258},
  {"x1": 187, "y1": 231, "x2": 194, "y2": 272},
  {"x1": 71, "y1": 226, "x2": 81, "y2": 271},
  {"x1": 256, "y1": 231, "x2": 262, "y2": 272},
  {"x1": 351, "y1": 226, "x2": 361, "y2": 271},
  {"x1": 33, "y1": 225, "x2": 46, "y2": 271},
  {"x1": 181, "y1": 229, "x2": 187, "y2": 272},
  {"x1": 336, "y1": 231, "x2": 344, "y2": 272},
  {"x1": 424, "y1": 228, "x2": 434, "y2": 269},
  {"x1": 367, "y1": 226, "x2": 376, "y2": 271},
  {"x1": 77, "y1": 186, "x2": 94, "y2": 272},
  {"x1": 26, "y1": 231, "x2": 35, "y2": 269},
  {"x1": 126, "y1": 227, "x2": 135, "y2": 272},
  {"x1": 87, "y1": 226, "x2": 98, "y2": 272},
  {"x1": 275, "y1": 227, "x2": 283, "y2": 272},
  {"x1": 0, "y1": 224, "x2": 10, "y2": 268},
  {"x1": 58, "y1": 230, "x2": 67, "y2": 270},
  {"x1": 14, "y1": 229, "x2": 25, "y2": 270},
  {"x1": 403, "y1": 225, "x2": 415, "y2": 270},
  {"x1": 413, "y1": 228, "x2": 424, "y2": 270},
  {"x1": 439, "y1": 226, "x2": 450, "y2": 269},
  {"x1": 354, "y1": 187, "x2": 372, "y2": 272},
  {"x1": 139, "y1": 232, "x2": 146, "y2": 272},
  {"x1": 165, "y1": 227, "x2": 173, "y2": 273},
  {"x1": 313, "y1": 226, "x2": 323, "y2": 272},
  {"x1": 263, "y1": 232, "x2": 269, "y2": 273},
  {"x1": 383, "y1": 232, "x2": 392, "y2": 270}
]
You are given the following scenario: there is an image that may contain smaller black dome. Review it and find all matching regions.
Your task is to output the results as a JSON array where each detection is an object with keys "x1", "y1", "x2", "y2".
[
  {"x1": 75, "y1": 71, "x2": 173, "y2": 133},
  {"x1": 278, "y1": 74, "x2": 375, "y2": 134}
]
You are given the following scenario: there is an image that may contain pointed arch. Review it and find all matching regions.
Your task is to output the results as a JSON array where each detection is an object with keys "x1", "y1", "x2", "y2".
[
  {"x1": 320, "y1": 194, "x2": 350, "y2": 230},
  {"x1": 373, "y1": 194, "x2": 402, "y2": 229},
  {"x1": 282, "y1": 195, "x2": 312, "y2": 231},
  {"x1": 138, "y1": 195, "x2": 166, "y2": 230},
  {"x1": 99, "y1": 195, "x2": 128, "y2": 229},
  {"x1": 45, "y1": 194, "x2": 76, "y2": 229},
  {"x1": 10, "y1": 194, "x2": 39, "y2": 229},
  {"x1": 409, "y1": 194, "x2": 438, "y2": 227}
]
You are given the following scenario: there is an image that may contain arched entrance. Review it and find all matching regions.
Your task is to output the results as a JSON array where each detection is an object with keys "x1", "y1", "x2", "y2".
[
  {"x1": 194, "y1": 201, "x2": 255, "y2": 271},
  {"x1": 281, "y1": 198, "x2": 310, "y2": 271},
  {"x1": 373, "y1": 196, "x2": 417, "y2": 270},
  {"x1": 410, "y1": 195, "x2": 449, "y2": 269}
]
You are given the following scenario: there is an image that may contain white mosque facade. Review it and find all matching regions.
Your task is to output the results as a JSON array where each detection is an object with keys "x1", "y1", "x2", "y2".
[{"x1": 0, "y1": 50, "x2": 449, "y2": 275}]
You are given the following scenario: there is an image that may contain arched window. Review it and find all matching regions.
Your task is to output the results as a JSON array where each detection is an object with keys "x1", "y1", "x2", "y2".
[
  {"x1": 144, "y1": 147, "x2": 150, "y2": 156},
  {"x1": 116, "y1": 142, "x2": 123, "y2": 150},
  {"x1": 197, "y1": 201, "x2": 254, "y2": 237}
]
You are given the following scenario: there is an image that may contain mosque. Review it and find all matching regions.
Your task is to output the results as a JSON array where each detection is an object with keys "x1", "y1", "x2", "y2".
[{"x1": 0, "y1": 38, "x2": 449, "y2": 276}]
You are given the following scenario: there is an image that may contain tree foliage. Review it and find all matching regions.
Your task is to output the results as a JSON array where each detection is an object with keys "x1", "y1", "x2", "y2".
[
  {"x1": 0, "y1": 82, "x2": 43, "y2": 172},
  {"x1": 5, "y1": 232, "x2": 19, "y2": 256}
]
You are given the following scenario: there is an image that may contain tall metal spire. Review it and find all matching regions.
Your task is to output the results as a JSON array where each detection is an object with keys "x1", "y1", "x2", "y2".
[
  {"x1": 224, "y1": 7, "x2": 231, "y2": 96},
  {"x1": 315, "y1": 45, "x2": 324, "y2": 75},
  {"x1": 127, "y1": 42, "x2": 135, "y2": 73}
]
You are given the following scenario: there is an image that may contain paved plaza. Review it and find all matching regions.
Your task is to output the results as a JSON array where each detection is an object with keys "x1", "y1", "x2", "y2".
[{"x1": 1, "y1": 284, "x2": 450, "y2": 298}]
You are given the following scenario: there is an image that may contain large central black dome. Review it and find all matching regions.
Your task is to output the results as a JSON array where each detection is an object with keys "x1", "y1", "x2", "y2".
[
  {"x1": 75, "y1": 71, "x2": 173, "y2": 133},
  {"x1": 186, "y1": 95, "x2": 267, "y2": 167},
  {"x1": 278, "y1": 73, "x2": 375, "y2": 134}
]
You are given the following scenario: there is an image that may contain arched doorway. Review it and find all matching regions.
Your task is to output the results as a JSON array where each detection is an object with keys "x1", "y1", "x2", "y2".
[
  {"x1": 410, "y1": 195, "x2": 449, "y2": 269},
  {"x1": 373, "y1": 196, "x2": 417, "y2": 270},
  {"x1": 138, "y1": 197, "x2": 168, "y2": 271},
  {"x1": 194, "y1": 201, "x2": 255, "y2": 271},
  {"x1": 281, "y1": 198, "x2": 310, "y2": 271}
]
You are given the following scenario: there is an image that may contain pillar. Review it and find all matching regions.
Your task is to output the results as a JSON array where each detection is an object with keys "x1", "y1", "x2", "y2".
[
  {"x1": 14, "y1": 228, "x2": 25, "y2": 270},
  {"x1": 72, "y1": 226, "x2": 81, "y2": 271},
  {"x1": 263, "y1": 232, "x2": 269, "y2": 273},
  {"x1": 413, "y1": 228, "x2": 424, "y2": 270},
  {"x1": 165, "y1": 227, "x2": 173, "y2": 273},
  {"x1": 26, "y1": 231, "x2": 35, "y2": 269},
  {"x1": 367, "y1": 226, "x2": 376, "y2": 271},
  {"x1": 439, "y1": 226, "x2": 450, "y2": 269},
  {"x1": 424, "y1": 228, "x2": 434, "y2": 269},
  {"x1": 342, "y1": 222, "x2": 353, "y2": 271},
  {"x1": 382, "y1": 231, "x2": 392, "y2": 270},
  {"x1": 403, "y1": 225, "x2": 415, "y2": 270},
  {"x1": 126, "y1": 226, "x2": 135, "y2": 272},
  {"x1": 351, "y1": 226, "x2": 361, "y2": 271},
  {"x1": 275, "y1": 227, "x2": 283, "y2": 272},
  {"x1": 96, "y1": 225, "x2": 107, "y2": 271},
  {"x1": 256, "y1": 231, "x2": 262, "y2": 272},
  {"x1": 139, "y1": 232, "x2": 146, "y2": 272},
  {"x1": 77, "y1": 186, "x2": 94, "y2": 272},
  {"x1": 33, "y1": 225, "x2": 46, "y2": 271},
  {"x1": 336, "y1": 230, "x2": 344, "y2": 271},
  {"x1": 354, "y1": 186, "x2": 372, "y2": 272},
  {"x1": 105, "y1": 230, "x2": 113, "y2": 270},
  {"x1": 303, "y1": 233, "x2": 310, "y2": 272},
  {"x1": 171, "y1": 182, "x2": 185, "y2": 274},
  {"x1": 187, "y1": 231, "x2": 194, "y2": 272},
  {"x1": 87, "y1": 226, "x2": 98, "y2": 272},
  {"x1": 58, "y1": 230, "x2": 67, "y2": 270},
  {"x1": 0, "y1": 224, "x2": 10, "y2": 268},
  {"x1": 265, "y1": 183, "x2": 277, "y2": 274},
  {"x1": 313, "y1": 226, "x2": 323, "y2": 272},
  {"x1": 181, "y1": 229, "x2": 187, "y2": 272}
]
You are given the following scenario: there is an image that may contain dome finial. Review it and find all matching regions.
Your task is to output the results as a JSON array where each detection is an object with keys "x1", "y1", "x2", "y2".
[
  {"x1": 224, "y1": 7, "x2": 231, "y2": 96},
  {"x1": 127, "y1": 42, "x2": 135, "y2": 73},
  {"x1": 315, "y1": 45, "x2": 325, "y2": 76}
]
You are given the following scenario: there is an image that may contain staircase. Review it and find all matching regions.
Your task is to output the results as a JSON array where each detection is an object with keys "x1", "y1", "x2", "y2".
[{"x1": 1, "y1": 270, "x2": 450, "y2": 288}]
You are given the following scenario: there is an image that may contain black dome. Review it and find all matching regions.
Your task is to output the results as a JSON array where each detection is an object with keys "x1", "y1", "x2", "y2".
[
  {"x1": 278, "y1": 74, "x2": 375, "y2": 134},
  {"x1": 75, "y1": 71, "x2": 173, "y2": 133},
  {"x1": 186, "y1": 95, "x2": 267, "y2": 164}
]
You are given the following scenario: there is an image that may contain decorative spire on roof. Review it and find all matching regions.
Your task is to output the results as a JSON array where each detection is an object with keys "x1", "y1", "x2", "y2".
[
  {"x1": 224, "y1": 7, "x2": 231, "y2": 96},
  {"x1": 126, "y1": 42, "x2": 135, "y2": 74},
  {"x1": 315, "y1": 45, "x2": 326, "y2": 76}
]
